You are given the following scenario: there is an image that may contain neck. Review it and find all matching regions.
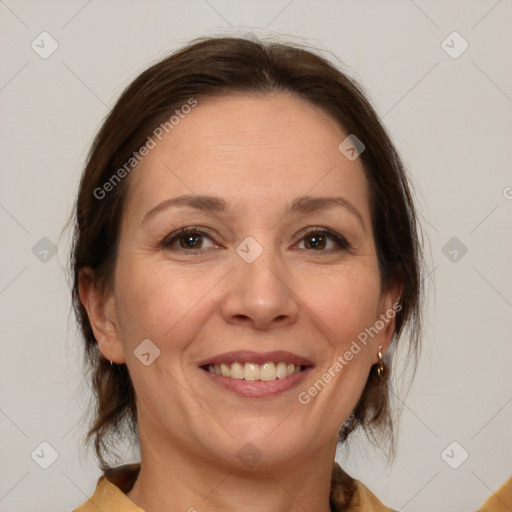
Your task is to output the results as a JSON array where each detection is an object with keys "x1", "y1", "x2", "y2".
[{"x1": 126, "y1": 427, "x2": 338, "y2": 512}]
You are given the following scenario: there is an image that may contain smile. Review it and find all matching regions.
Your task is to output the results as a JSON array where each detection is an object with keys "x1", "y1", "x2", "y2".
[
  {"x1": 203, "y1": 361, "x2": 305, "y2": 381},
  {"x1": 198, "y1": 351, "x2": 314, "y2": 398}
]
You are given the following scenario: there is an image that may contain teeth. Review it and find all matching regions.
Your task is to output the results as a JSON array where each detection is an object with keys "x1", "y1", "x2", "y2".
[
  {"x1": 259, "y1": 362, "x2": 276, "y2": 381},
  {"x1": 276, "y1": 362, "x2": 287, "y2": 379},
  {"x1": 205, "y1": 361, "x2": 304, "y2": 381},
  {"x1": 230, "y1": 362, "x2": 244, "y2": 379},
  {"x1": 244, "y1": 362, "x2": 259, "y2": 381},
  {"x1": 220, "y1": 363, "x2": 230, "y2": 377}
]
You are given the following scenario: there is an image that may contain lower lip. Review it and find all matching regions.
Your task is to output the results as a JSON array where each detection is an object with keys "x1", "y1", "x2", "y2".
[{"x1": 200, "y1": 367, "x2": 313, "y2": 398}]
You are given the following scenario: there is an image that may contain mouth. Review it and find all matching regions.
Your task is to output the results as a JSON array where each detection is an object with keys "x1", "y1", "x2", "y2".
[
  {"x1": 197, "y1": 351, "x2": 314, "y2": 398},
  {"x1": 201, "y1": 361, "x2": 307, "y2": 381}
]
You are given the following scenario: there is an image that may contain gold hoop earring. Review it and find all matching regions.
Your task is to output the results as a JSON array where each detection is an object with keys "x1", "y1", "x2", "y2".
[{"x1": 377, "y1": 345, "x2": 385, "y2": 378}]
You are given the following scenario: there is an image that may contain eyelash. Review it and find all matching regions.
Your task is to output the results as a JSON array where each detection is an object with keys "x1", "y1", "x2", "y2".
[{"x1": 160, "y1": 225, "x2": 350, "y2": 254}]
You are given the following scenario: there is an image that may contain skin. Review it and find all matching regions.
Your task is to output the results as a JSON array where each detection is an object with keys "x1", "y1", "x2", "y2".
[{"x1": 79, "y1": 92, "x2": 401, "y2": 512}]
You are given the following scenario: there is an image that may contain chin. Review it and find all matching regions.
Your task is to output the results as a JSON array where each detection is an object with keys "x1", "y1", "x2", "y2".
[{"x1": 221, "y1": 428, "x2": 307, "y2": 470}]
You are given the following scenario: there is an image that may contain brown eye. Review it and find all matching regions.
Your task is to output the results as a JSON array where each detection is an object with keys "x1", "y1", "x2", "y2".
[
  {"x1": 304, "y1": 233, "x2": 327, "y2": 250},
  {"x1": 161, "y1": 227, "x2": 217, "y2": 253},
  {"x1": 296, "y1": 228, "x2": 349, "y2": 251},
  {"x1": 179, "y1": 233, "x2": 203, "y2": 249}
]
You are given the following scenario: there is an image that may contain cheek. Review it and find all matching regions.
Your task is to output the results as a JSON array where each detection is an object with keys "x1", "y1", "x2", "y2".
[
  {"x1": 301, "y1": 264, "x2": 382, "y2": 350},
  {"x1": 114, "y1": 259, "x2": 223, "y2": 351},
  {"x1": 293, "y1": 270, "x2": 381, "y2": 432}
]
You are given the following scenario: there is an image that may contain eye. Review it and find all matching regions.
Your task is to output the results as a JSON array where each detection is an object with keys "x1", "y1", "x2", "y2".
[
  {"x1": 160, "y1": 226, "x2": 350, "y2": 254},
  {"x1": 295, "y1": 227, "x2": 350, "y2": 251},
  {"x1": 161, "y1": 226, "x2": 218, "y2": 253}
]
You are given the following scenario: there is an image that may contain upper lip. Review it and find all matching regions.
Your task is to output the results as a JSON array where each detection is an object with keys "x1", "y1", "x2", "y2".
[{"x1": 197, "y1": 351, "x2": 314, "y2": 367}]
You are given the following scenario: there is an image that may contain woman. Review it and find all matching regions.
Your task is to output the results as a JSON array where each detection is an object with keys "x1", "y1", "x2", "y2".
[{"x1": 70, "y1": 36, "x2": 423, "y2": 512}]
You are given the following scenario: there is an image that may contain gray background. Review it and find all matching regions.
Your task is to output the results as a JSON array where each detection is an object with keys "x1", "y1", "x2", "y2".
[{"x1": 1, "y1": 1, "x2": 511, "y2": 511}]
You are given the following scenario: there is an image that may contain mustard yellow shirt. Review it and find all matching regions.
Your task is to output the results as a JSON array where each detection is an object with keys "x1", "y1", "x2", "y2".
[
  {"x1": 476, "y1": 477, "x2": 512, "y2": 512},
  {"x1": 72, "y1": 462, "x2": 396, "y2": 511},
  {"x1": 72, "y1": 462, "x2": 512, "y2": 512}
]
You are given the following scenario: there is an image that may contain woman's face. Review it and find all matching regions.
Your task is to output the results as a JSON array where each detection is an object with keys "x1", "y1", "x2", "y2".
[{"x1": 86, "y1": 93, "x2": 400, "y2": 469}]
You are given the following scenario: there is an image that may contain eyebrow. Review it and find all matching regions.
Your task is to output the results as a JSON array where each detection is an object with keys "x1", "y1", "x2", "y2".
[{"x1": 142, "y1": 194, "x2": 366, "y2": 231}]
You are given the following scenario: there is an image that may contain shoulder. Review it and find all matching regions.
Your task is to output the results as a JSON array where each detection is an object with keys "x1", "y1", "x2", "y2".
[
  {"x1": 476, "y1": 477, "x2": 512, "y2": 512},
  {"x1": 330, "y1": 463, "x2": 396, "y2": 512},
  {"x1": 347, "y1": 480, "x2": 396, "y2": 512},
  {"x1": 72, "y1": 464, "x2": 142, "y2": 512}
]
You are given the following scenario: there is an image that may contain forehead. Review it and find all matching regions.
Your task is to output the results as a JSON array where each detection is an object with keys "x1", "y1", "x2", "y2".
[{"x1": 123, "y1": 93, "x2": 370, "y2": 224}]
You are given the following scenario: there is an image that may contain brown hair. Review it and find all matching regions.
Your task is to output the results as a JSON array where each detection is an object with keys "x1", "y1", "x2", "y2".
[{"x1": 69, "y1": 36, "x2": 424, "y2": 471}]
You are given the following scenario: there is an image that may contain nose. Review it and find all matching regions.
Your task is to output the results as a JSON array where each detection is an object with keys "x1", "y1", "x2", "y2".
[{"x1": 220, "y1": 246, "x2": 299, "y2": 330}]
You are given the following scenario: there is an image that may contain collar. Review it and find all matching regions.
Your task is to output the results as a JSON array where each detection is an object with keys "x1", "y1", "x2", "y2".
[{"x1": 74, "y1": 461, "x2": 395, "y2": 512}]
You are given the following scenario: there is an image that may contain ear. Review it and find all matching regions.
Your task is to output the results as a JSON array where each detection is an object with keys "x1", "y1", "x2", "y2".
[
  {"x1": 373, "y1": 273, "x2": 403, "y2": 364},
  {"x1": 78, "y1": 267, "x2": 126, "y2": 364}
]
